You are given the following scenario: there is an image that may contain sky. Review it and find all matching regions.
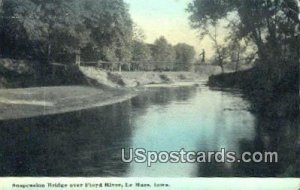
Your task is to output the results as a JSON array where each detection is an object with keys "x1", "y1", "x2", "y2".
[{"x1": 124, "y1": 0, "x2": 214, "y2": 58}]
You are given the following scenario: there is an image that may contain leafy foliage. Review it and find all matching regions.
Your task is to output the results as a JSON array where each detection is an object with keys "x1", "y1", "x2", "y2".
[
  {"x1": 174, "y1": 43, "x2": 196, "y2": 71},
  {"x1": 151, "y1": 36, "x2": 176, "y2": 71},
  {"x1": 81, "y1": 0, "x2": 133, "y2": 62},
  {"x1": 0, "y1": 0, "x2": 133, "y2": 64},
  {"x1": 131, "y1": 40, "x2": 153, "y2": 71},
  {"x1": 188, "y1": 0, "x2": 299, "y2": 90},
  {"x1": 0, "y1": 1, "x2": 198, "y2": 72}
]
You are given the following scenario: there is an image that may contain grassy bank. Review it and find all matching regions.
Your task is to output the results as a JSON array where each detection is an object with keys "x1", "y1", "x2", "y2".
[
  {"x1": 0, "y1": 86, "x2": 136, "y2": 120},
  {"x1": 0, "y1": 59, "x2": 138, "y2": 120},
  {"x1": 79, "y1": 66, "x2": 202, "y2": 88},
  {"x1": 0, "y1": 59, "x2": 93, "y2": 88},
  {"x1": 0, "y1": 59, "x2": 201, "y2": 120}
]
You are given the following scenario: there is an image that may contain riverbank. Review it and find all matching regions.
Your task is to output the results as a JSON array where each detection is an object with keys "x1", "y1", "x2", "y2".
[
  {"x1": 0, "y1": 59, "x2": 92, "y2": 88},
  {"x1": 0, "y1": 59, "x2": 202, "y2": 120},
  {"x1": 208, "y1": 67, "x2": 298, "y2": 118},
  {"x1": 79, "y1": 66, "x2": 203, "y2": 88},
  {"x1": 208, "y1": 66, "x2": 299, "y2": 177},
  {"x1": 0, "y1": 86, "x2": 137, "y2": 120},
  {"x1": 0, "y1": 59, "x2": 204, "y2": 88}
]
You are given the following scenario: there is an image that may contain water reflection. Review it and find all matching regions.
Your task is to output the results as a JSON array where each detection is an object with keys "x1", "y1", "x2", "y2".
[
  {"x1": 232, "y1": 116, "x2": 300, "y2": 177},
  {"x1": 0, "y1": 103, "x2": 133, "y2": 176},
  {"x1": 0, "y1": 85, "x2": 298, "y2": 177},
  {"x1": 128, "y1": 86, "x2": 255, "y2": 177}
]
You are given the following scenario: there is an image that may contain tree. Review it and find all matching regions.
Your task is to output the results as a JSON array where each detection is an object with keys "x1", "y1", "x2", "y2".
[
  {"x1": 188, "y1": 0, "x2": 299, "y2": 87},
  {"x1": 81, "y1": 0, "x2": 133, "y2": 65},
  {"x1": 133, "y1": 23, "x2": 146, "y2": 42},
  {"x1": 0, "y1": 0, "x2": 86, "y2": 62},
  {"x1": 0, "y1": 0, "x2": 37, "y2": 59},
  {"x1": 174, "y1": 43, "x2": 196, "y2": 71},
  {"x1": 187, "y1": 1, "x2": 231, "y2": 73},
  {"x1": 151, "y1": 36, "x2": 176, "y2": 71},
  {"x1": 227, "y1": 40, "x2": 246, "y2": 72},
  {"x1": 0, "y1": 0, "x2": 134, "y2": 67},
  {"x1": 131, "y1": 41, "x2": 153, "y2": 71},
  {"x1": 210, "y1": 24, "x2": 229, "y2": 73},
  {"x1": 1, "y1": 0, "x2": 87, "y2": 63},
  {"x1": 210, "y1": 46, "x2": 228, "y2": 73}
]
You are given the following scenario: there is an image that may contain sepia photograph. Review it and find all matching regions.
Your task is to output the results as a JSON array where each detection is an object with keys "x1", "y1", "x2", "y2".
[{"x1": 0, "y1": 0, "x2": 299, "y2": 189}]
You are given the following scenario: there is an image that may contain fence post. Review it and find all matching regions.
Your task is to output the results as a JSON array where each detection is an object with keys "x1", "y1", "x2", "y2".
[
  {"x1": 118, "y1": 62, "x2": 122, "y2": 73},
  {"x1": 75, "y1": 50, "x2": 81, "y2": 66},
  {"x1": 75, "y1": 54, "x2": 81, "y2": 66}
]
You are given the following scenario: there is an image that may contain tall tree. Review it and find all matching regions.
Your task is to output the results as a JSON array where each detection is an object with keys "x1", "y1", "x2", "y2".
[
  {"x1": 131, "y1": 41, "x2": 153, "y2": 71},
  {"x1": 81, "y1": 0, "x2": 133, "y2": 64},
  {"x1": 151, "y1": 36, "x2": 176, "y2": 71},
  {"x1": 0, "y1": 0, "x2": 133, "y2": 66},
  {"x1": 0, "y1": 0, "x2": 85, "y2": 62},
  {"x1": 174, "y1": 43, "x2": 196, "y2": 71},
  {"x1": 188, "y1": 0, "x2": 299, "y2": 89}
]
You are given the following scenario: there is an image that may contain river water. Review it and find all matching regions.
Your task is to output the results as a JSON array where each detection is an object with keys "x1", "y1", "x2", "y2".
[{"x1": 0, "y1": 82, "x2": 298, "y2": 177}]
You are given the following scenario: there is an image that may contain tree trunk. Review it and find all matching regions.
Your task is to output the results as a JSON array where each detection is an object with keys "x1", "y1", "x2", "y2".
[
  {"x1": 119, "y1": 63, "x2": 122, "y2": 73},
  {"x1": 235, "y1": 51, "x2": 240, "y2": 72},
  {"x1": 47, "y1": 43, "x2": 51, "y2": 64},
  {"x1": 221, "y1": 65, "x2": 224, "y2": 74},
  {"x1": 128, "y1": 63, "x2": 131, "y2": 71},
  {"x1": 219, "y1": 61, "x2": 224, "y2": 74}
]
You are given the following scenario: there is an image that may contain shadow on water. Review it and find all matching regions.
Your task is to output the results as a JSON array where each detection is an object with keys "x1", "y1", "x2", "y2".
[
  {"x1": 196, "y1": 105, "x2": 300, "y2": 177},
  {"x1": 0, "y1": 102, "x2": 133, "y2": 177},
  {"x1": 0, "y1": 87, "x2": 197, "y2": 177},
  {"x1": 131, "y1": 87, "x2": 198, "y2": 108},
  {"x1": 234, "y1": 116, "x2": 299, "y2": 177}
]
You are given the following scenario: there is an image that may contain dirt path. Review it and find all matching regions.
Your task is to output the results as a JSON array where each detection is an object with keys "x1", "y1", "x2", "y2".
[{"x1": 0, "y1": 86, "x2": 136, "y2": 120}]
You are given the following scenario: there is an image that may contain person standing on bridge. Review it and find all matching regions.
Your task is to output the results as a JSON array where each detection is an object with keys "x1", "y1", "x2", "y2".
[{"x1": 200, "y1": 49, "x2": 206, "y2": 64}]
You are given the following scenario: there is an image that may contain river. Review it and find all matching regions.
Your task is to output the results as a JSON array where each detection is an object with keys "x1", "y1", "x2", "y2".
[{"x1": 0, "y1": 81, "x2": 298, "y2": 177}]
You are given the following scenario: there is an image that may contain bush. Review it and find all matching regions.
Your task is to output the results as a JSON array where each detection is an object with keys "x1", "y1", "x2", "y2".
[
  {"x1": 178, "y1": 74, "x2": 187, "y2": 80},
  {"x1": 107, "y1": 72, "x2": 126, "y2": 86},
  {"x1": 159, "y1": 74, "x2": 171, "y2": 82}
]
